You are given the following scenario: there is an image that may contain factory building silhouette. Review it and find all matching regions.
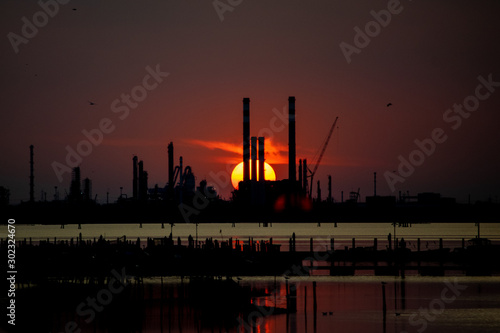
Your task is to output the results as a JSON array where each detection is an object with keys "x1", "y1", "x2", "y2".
[
  {"x1": 234, "y1": 96, "x2": 313, "y2": 211},
  {"x1": 5, "y1": 96, "x2": 498, "y2": 224},
  {"x1": 125, "y1": 142, "x2": 216, "y2": 205},
  {"x1": 5, "y1": 97, "x2": 394, "y2": 210}
]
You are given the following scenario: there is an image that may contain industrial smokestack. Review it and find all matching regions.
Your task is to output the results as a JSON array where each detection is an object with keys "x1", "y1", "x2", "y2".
[
  {"x1": 179, "y1": 157, "x2": 183, "y2": 187},
  {"x1": 137, "y1": 161, "x2": 148, "y2": 201},
  {"x1": 251, "y1": 137, "x2": 257, "y2": 181},
  {"x1": 168, "y1": 142, "x2": 174, "y2": 190},
  {"x1": 83, "y1": 178, "x2": 92, "y2": 201},
  {"x1": 288, "y1": 96, "x2": 296, "y2": 183},
  {"x1": 133, "y1": 156, "x2": 138, "y2": 200},
  {"x1": 70, "y1": 167, "x2": 81, "y2": 201},
  {"x1": 302, "y1": 159, "x2": 308, "y2": 195},
  {"x1": 142, "y1": 171, "x2": 148, "y2": 200},
  {"x1": 29, "y1": 145, "x2": 34, "y2": 203},
  {"x1": 317, "y1": 180, "x2": 321, "y2": 202},
  {"x1": 258, "y1": 137, "x2": 265, "y2": 182},
  {"x1": 243, "y1": 98, "x2": 250, "y2": 182},
  {"x1": 138, "y1": 160, "x2": 144, "y2": 200},
  {"x1": 298, "y1": 159, "x2": 302, "y2": 191},
  {"x1": 179, "y1": 156, "x2": 183, "y2": 205},
  {"x1": 328, "y1": 175, "x2": 332, "y2": 202}
]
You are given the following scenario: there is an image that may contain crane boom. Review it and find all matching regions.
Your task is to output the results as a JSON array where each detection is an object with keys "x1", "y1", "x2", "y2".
[{"x1": 309, "y1": 116, "x2": 339, "y2": 197}]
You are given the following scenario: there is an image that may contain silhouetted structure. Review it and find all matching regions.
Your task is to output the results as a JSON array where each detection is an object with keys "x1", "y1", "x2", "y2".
[
  {"x1": 302, "y1": 159, "x2": 308, "y2": 195},
  {"x1": 69, "y1": 167, "x2": 81, "y2": 202},
  {"x1": 298, "y1": 159, "x2": 303, "y2": 192},
  {"x1": 303, "y1": 117, "x2": 338, "y2": 198},
  {"x1": 251, "y1": 136, "x2": 257, "y2": 181},
  {"x1": 5, "y1": 100, "x2": 498, "y2": 225},
  {"x1": 317, "y1": 180, "x2": 321, "y2": 202},
  {"x1": 328, "y1": 175, "x2": 332, "y2": 202},
  {"x1": 83, "y1": 178, "x2": 92, "y2": 201},
  {"x1": 0, "y1": 186, "x2": 10, "y2": 206},
  {"x1": 235, "y1": 96, "x2": 309, "y2": 208},
  {"x1": 132, "y1": 156, "x2": 138, "y2": 200},
  {"x1": 138, "y1": 160, "x2": 148, "y2": 201},
  {"x1": 288, "y1": 96, "x2": 296, "y2": 183},
  {"x1": 4, "y1": 232, "x2": 500, "y2": 281},
  {"x1": 168, "y1": 142, "x2": 174, "y2": 193},
  {"x1": 258, "y1": 137, "x2": 265, "y2": 182},
  {"x1": 243, "y1": 98, "x2": 250, "y2": 182}
]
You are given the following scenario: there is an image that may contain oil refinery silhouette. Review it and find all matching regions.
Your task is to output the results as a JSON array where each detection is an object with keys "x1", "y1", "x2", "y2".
[
  {"x1": 1, "y1": 96, "x2": 498, "y2": 224},
  {"x1": 2, "y1": 98, "x2": 500, "y2": 333}
]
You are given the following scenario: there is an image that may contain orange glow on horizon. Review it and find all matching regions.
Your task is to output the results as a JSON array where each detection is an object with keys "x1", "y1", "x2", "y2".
[
  {"x1": 230, "y1": 161, "x2": 276, "y2": 189},
  {"x1": 186, "y1": 138, "x2": 289, "y2": 164}
]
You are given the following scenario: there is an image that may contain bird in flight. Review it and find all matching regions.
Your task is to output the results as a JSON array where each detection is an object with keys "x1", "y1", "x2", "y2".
[
  {"x1": 387, "y1": 103, "x2": 392, "y2": 107},
  {"x1": 87, "y1": 100, "x2": 96, "y2": 106}
]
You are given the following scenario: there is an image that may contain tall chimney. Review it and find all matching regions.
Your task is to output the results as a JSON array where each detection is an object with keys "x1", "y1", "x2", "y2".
[
  {"x1": 179, "y1": 156, "x2": 183, "y2": 205},
  {"x1": 179, "y1": 156, "x2": 183, "y2": 187},
  {"x1": 168, "y1": 142, "x2": 174, "y2": 190},
  {"x1": 258, "y1": 137, "x2": 265, "y2": 182},
  {"x1": 142, "y1": 171, "x2": 148, "y2": 200},
  {"x1": 328, "y1": 175, "x2": 332, "y2": 202},
  {"x1": 83, "y1": 178, "x2": 92, "y2": 201},
  {"x1": 374, "y1": 172, "x2": 377, "y2": 197},
  {"x1": 251, "y1": 137, "x2": 257, "y2": 181},
  {"x1": 70, "y1": 167, "x2": 81, "y2": 201},
  {"x1": 298, "y1": 159, "x2": 302, "y2": 191},
  {"x1": 302, "y1": 159, "x2": 308, "y2": 195},
  {"x1": 29, "y1": 145, "x2": 34, "y2": 203},
  {"x1": 138, "y1": 160, "x2": 144, "y2": 200},
  {"x1": 243, "y1": 98, "x2": 250, "y2": 182},
  {"x1": 317, "y1": 180, "x2": 321, "y2": 202},
  {"x1": 288, "y1": 96, "x2": 296, "y2": 182},
  {"x1": 133, "y1": 156, "x2": 138, "y2": 200}
]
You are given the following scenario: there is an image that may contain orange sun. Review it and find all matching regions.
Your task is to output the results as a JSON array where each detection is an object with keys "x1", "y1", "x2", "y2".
[{"x1": 231, "y1": 161, "x2": 276, "y2": 189}]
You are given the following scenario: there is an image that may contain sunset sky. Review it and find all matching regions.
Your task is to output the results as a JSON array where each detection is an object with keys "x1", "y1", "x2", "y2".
[{"x1": 1, "y1": 0, "x2": 499, "y2": 204}]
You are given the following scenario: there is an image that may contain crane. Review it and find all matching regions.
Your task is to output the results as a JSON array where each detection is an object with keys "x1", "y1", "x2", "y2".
[{"x1": 307, "y1": 117, "x2": 339, "y2": 198}]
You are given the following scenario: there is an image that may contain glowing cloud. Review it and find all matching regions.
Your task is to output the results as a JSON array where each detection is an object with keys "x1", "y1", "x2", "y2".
[{"x1": 185, "y1": 139, "x2": 288, "y2": 164}]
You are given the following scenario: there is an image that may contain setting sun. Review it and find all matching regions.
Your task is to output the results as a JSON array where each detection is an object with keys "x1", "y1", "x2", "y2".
[{"x1": 231, "y1": 161, "x2": 276, "y2": 189}]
